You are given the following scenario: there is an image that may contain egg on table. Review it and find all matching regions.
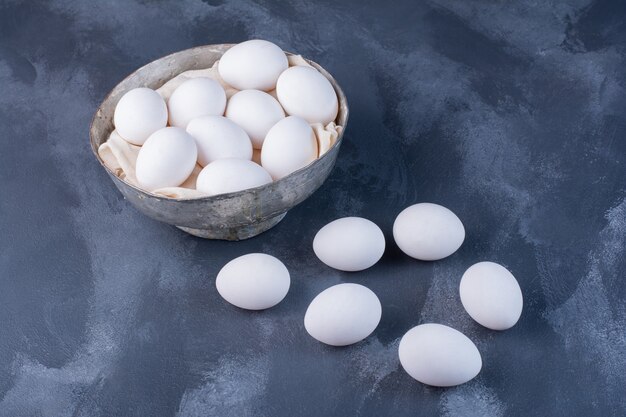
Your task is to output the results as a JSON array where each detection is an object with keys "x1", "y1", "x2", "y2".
[
  {"x1": 186, "y1": 115, "x2": 253, "y2": 166},
  {"x1": 225, "y1": 89, "x2": 285, "y2": 149},
  {"x1": 196, "y1": 158, "x2": 272, "y2": 196},
  {"x1": 304, "y1": 283, "x2": 382, "y2": 346},
  {"x1": 313, "y1": 217, "x2": 385, "y2": 272},
  {"x1": 261, "y1": 116, "x2": 318, "y2": 180},
  {"x1": 276, "y1": 66, "x2": 338, "y2": 125},
  {"x1": 398, "y1": 323, "x2": 482, "y2": 387},
  {"x1": 167, "y1": 77, "x2": 227, "y2": 128},
  {"x1": 459, "y1": 261, "x2": 523, "y2": 331},
  {"x1": 218, "y1": 39, "x2": 288, "y2": 91},
  {"x1": 393, "y1": 203, "x2": 465, "y2": 261},
  {"x1": 216, "y1": 253, "x2": 290, "y2": 310},
  {"x1": 113, "y1": 87, "x2": 168, "y2": 145},
  {"x1": 135, "y1": 127, "x2": 197, "y2": 190}
]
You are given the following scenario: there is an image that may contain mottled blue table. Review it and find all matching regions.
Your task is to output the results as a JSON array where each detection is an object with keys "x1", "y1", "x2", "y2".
[{"x1": 1, "y1": 1, "x2": 625, "y2": 416}]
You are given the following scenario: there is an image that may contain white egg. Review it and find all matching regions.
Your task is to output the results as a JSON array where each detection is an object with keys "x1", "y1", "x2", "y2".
[
  {"x1": 460, "y1": 261, "x2": 523, "y2": 330},
  {"x1": 196, "y1": 158, "x2": 272, "y2": 196},
  {"x1": 225, "y1": 90, "x2": 285, "y2": 149},
  {"x1": 113, "y1": 87, "x2": 167, "y2": 145},
  {"x1": 313, "y1": 217, "x2": 385, "y2": 272},
  {"x1": 304, "y1": 283, "x2": 381, "y2": 346},
  {"x1": 218, "y1": 40, "x2": 288, "y2": 91},
  {"x1": 393, "y1": 203, "x2": 465, "y2": 261},
  {"x1": 135, "y1": 127, "x2": 198, "y2": 190},
  {"x1": 216, "y1": 253, "x2": 290, "y2": 310},
  {"x1": 398, "y1": 323, "x2": 482, "y2": 387},
  {"x1": 276, "y1": 66, "x2": 338, "y2": 125},
  {"x1": 186, "y1": 115, "x2": 253, "y2": 166},
  {"x1": 261, "y1": 116, "x2": 318, "y2": 180},
  {"x1": 167, "y1": 77, "x2": 226, "y2": 128}
]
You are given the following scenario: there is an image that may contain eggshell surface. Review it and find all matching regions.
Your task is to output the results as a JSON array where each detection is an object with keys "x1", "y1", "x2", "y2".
[
  {"x1": 393, "y1": 203, "x2": 465, "y2": 261},
  {"x1": 168, "y1": 77, "x2": 226, "y2": 128},
  {"x1": 196, "y1": 158, "x2": 272, "y2": 196},
  {"x1": 113, "y1": 87, "x2": 167, "y2": 145},
  {"x1": 398, "y1": 323, "x2": 482, "y2": 387},
  {"x1": 460, "y1": 261, "x2": 523, "y2": 330},
  {"x1": 304, "y1": 283, "x2": 382, "y2": 346},
  {"x1": 135, "y1": 127, "x2": 198, "y2": 190},
  {"x1": 313, "y1": 217, "x2": 385, "y2": 271},
  {"x1": 276, "y1": 66, "x2": 338, "y2": 125},
  {"x1": 261, "y1": 116, "x2": 318, "y2": 180},
  {"x1": 225, "y1": 90, "x2": 285, "y2": 149},
  {"x1": 216, "y1": 253, "x2": 290, "y2": 310},
  {"x1": 218, "y1": 40, "x2": 288, "y2": 91},
  {"x1": 186, "y1": 115, "x2": 253, "y2": 166}
]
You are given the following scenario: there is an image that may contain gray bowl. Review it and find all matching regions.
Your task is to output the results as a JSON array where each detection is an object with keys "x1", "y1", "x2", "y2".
[{"x1": 90, "y1": 44, "x2": 348, "y2": 240}]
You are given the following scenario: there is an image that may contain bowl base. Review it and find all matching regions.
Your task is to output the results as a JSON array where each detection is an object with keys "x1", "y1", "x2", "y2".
[{"x1": 176, "y1": 212, "x2": 287, "y2": 240}]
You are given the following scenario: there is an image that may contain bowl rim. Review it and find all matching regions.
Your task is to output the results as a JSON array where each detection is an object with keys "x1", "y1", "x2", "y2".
[{"x1": 89, "y1": 43, "x2": 349, "y2": 202}]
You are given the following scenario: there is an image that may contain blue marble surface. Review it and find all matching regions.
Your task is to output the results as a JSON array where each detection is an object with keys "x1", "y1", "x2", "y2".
[{"x1": 1, "y1": 1, "x2": 625, "y2": 416}]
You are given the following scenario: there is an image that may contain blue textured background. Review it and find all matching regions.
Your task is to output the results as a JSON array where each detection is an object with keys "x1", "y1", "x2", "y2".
[{"x1": 1, "y1": 1, "x2": 625, "y2": 416}]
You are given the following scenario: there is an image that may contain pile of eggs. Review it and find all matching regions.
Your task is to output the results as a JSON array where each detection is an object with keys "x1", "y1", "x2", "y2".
[
  {"x1": 216, "y1": 203, "x2": 523, "y2": 387},
  {"x1": 112, "y1": 40, "x2": 339, "y2": 194},
  {"x1": 111, "y1": 40, "x2": 522, "y2": 388}
]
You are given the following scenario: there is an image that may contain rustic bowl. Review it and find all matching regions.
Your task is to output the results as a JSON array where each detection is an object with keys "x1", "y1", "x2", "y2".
[{"x1": 90, "y1": 44, "x2": 348, "y2": 240}]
